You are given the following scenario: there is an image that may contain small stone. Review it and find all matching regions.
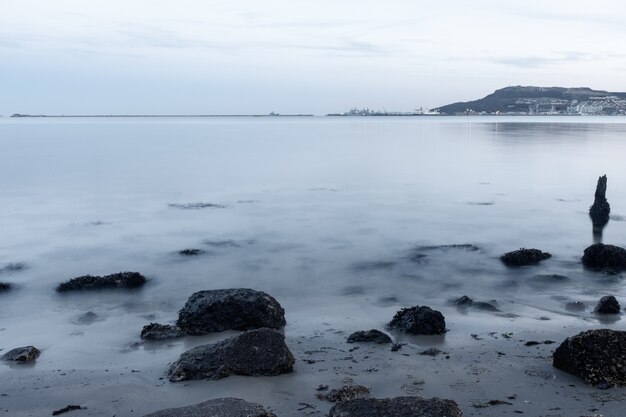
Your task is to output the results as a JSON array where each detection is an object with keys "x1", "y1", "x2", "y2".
[
  {"x1": 347, "y1": 330, "x2": 392, "y2": 344},
  {"x1": 141, "y1": 323, "x2": 184, "y2": 341},
  {"x1": 500, "y1": 248, "x2": 551, "y2": 267},
  {"x1": 594, "y1": 295, "x2": 621, "y2": 314},
  {"x1": 1, "y1": 346, "x2": 40, "y2": 362}
]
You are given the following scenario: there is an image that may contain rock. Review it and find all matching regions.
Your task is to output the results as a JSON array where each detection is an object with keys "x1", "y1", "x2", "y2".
[
  {"x1": 419, "y1": 348, "x2": 443, "y2": 356},
  {"x1": 594, "y1": 295, "x2": 621, "y2": 314},
  {"x1": 328, "y1": 396, "x2": 463, "y2": 417},
  {"x1": 347, "y1": 330, "x2": 392, "y2": 344},
  {"x1": 168, "y1": 202, "x2": 227, "y2": 209},
  {"x1": 500, "y1": 248, "x2": 551, "y2": 267},
  {"x1": 1, "y1": 346, "x2": 40, "y2": 362},
  {"x1": 453, "y1": 295, "x2": 498, "y2": 312},
  {"x1": 141, "y1": 323, "x2": 184, "y2": 341},
  {"x1": 76, "y1": 311, "x2": 98, "y2": 325},
  {"x1": 388, "y1": 306, "x2": 446, "y2": 335},
  {"x1": 57, "y1": 272, "x2": 146, "y2": 292},
  {"x1": 589, "y1": 175, "x2": 610, "y2": 226},
  {"x1": 553, "y1": 329, "x2": 626, "y2": 388},
  {"x1": 0, "y1": 263, "x2": 26, "y2": 275},
  {"x1": 0, "y1": 282, "x2": 11, "y2": 292},
  {"x1": 318, "y1": 385, "x2": 370, "y2": 402},
  {"x1": 52, "y1": 405, "x2": 84, "y2": 415},
  {"x1": 565, "y1": 301, "x2": 587, "y2": 312},
  {"x1": 582, "y1": 243, "x2": 626, "y2": 270},
  {"x1": 142, "y1": 398, "x2": 276, "y2": 417},
  {"x1": 176, "y1": 288, "x2": 286, "y2": 335},
  {"x1": 177, "y1": 248, "x2": 205, "y2": 256},
  {"x1": 167, "y1": 328, "x2": 294, "y2": 381}
]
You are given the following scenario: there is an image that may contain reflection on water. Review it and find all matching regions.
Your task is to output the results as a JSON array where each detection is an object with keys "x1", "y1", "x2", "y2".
[{"x1": 0, "y1": 116, "x2": 625, "y2": 373}]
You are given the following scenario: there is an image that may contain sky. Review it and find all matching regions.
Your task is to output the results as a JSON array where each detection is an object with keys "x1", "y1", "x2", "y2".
[{"x1": 2, "y1": 0, "x2": 626, "y2": 115}]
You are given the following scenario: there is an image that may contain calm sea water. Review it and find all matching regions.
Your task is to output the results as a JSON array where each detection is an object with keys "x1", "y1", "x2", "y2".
[{"x1": 1, "y1": 116, "x2": 626, "y2": 405}]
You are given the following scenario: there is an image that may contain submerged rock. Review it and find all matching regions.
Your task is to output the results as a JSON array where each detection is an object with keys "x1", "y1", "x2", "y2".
[
  {"x1": 594, "y1": 296, "x2": 621, "y2": 314},
  {"x1": 141, "y1": 323, "x2": 184, "y2": 341},
  {"x1": 176, "y1": 288, "x2": 286, "y2": 335},
  {"x1": 565, "y1": 301, "x2": 587, "y2": 312},
  {"x1": 347, "y1": 329, "x2": 392, "y2": 344},
  {"x1": 142, "y1": 398, "x2": 276, "y2": 417},
  {"x1": 328, "y1": 396, "x2": 463, "y2": 417},
  {"x1": 167, "y1": 328, "x2": 294, "y2": 381},
  {"x1": 76, "y1": 311, "x2": 98, "y2": 325},
  {"x1": 553, "y1": 329, "x2": 626, "y2": 388},
  {"x1": 582, "y1": 243, "x2": 626, "y2": 270},
  {"x1": 388, "y1": 306, "x2": 446, "y2": 335},
  {"x1": 0, "y1": 282, "x2": 11, "y2": 292},
  {"x1": 453, "y1": 295, "x2": 498, "y2": 312},
  {"x1": 57, "y1": 272, "x2": 146, "y2": 292},
  {"x1": 500, "y1": 248, "x2": 552, "y2": 267},
  {"x1": 168, "y1": 202, "x2": 227, "y2": 209},
  {"x1": 0, "y1": 263, "x2": 26, "y2": 274},
  {"x1": 589, "y1": 175, "x2": 610, "y2": 227},
  {"x1": 1, "y1": 346, "x2": 40, "y2": 362},
  {"x1": 318, "y1": 385, "x2": 370, "y2": 402},
  {"x1": 177, "y1": 248, "x2": 205, "y2": 256}
]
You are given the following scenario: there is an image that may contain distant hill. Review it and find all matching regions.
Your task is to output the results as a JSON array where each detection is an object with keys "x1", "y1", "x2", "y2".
[{"x1": 432, "y1": 86, "x2": 626, "y2": 115}]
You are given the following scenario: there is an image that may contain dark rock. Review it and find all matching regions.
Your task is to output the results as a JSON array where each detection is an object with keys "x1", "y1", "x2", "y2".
[
  {"x1": 167, "y1": 328, "x2": 294, "y2": 381},
  {"x1": 177, "y1": 248, "x2": 205, "y2": 256},
  {"x1": 415, "y1": 244, "x2": 480, "y2": 252},
  {"x1": 388, "y1": 306, "x2": 446, "y2": 335},
  {"x1": 594, "y1": 295, "x2": 621, "y2": 314},
  {"x1": 318, "y1": 385, "x2": 370, "y2": 402},
  {"x1": 589, "y1": 175, "x2": 610, "y2": 226},
  {"x1": 347, "y1": 330, "x2": 392, "y2": 344},
  {"x1": 582, "y1": 243, "x2": 626, "y2": 270},
  {"x1": 454, "y1": 295, "x2": 473, "y2": 306},
  {"x1": 141, "y1": 323, "x2": 184, "y2": 341},
  {"x1": 0, "y1": 282, "x2": 11, "y2": 292},
  {"x1": 52, "y1": 405, "x2": 84, "y2": 415},
  {"x1": 500, "y1": 248, "x2": 551, "y2": 267},
  {"x1": 390, "y1": 343, "x2": 405, "y2": 352},
  {"x1": 328, "y1": 396, "x2": 463, "y2": 417},
  {"x1": 1, "y1": 346, "x2": 40, "y2": 362},
  {"x1": 553, "y1": 329, "x2": 626, "y2": 387},
  {"x1": 419, "y1": 348, "x2": 443, "y2": 356},
  {"x1": 525, "y1": 341, "x2": 541, "y2": 346},
  {"x1": 57, "y1": 272, "x2": 146, "y2": 292},
  {"x1": 176, "y1": 288, "x2": 286, "y2": 335},
  {"x1": 565, "y1": 301, "x2": 587, "y2": 312},
  {"x1": 142, "y1": 398, "x2": 276, "y2": 417}
]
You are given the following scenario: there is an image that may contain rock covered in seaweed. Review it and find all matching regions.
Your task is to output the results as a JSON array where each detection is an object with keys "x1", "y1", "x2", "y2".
[
  {"x1": 1, "y1": 346, "x2": 40, "y2": 362},
  {"x1": 328, "y1": 396, "x2": 464, "y2": 417},
  {"x1": 388, "y1": 306, "x2": 446, "y2": 335},
  {"x1": 167, "y1": 328, "x2": 294, "y2": 382},
  {"x1": 141, "y1": 323, "x2": 184, "y2": 341},
  {"x1": 553, "y1": 329, "x2": 626, "y2": 388},
  {"x1": 142, "y1": 398, "x2": 276, "y2": 417},
  {"x1": 500, "y1": 248, "x2": 551, "y2": 267},
  {"x1": 589, "y1": 175, "x2": 610, "y2": 226},
  {"x1": 176, "y1": 288, "x2": 286, "y2": 335},
  {"x1": 347, "y1": 329, "x2": 392, "y2": 344},
  {"x1": 582, "y1": 243, "x2": 626, "y2": 270},
  {"x1": 594, "y1": 296, "x2": 621, "y2": 314},
  {"x1": 57, "y1": 272, "x2": 146, "y2": 292}
]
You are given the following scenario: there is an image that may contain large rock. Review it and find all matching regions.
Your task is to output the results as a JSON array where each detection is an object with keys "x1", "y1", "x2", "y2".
[
  {"x1": 582, "y1": 243, "x2": 626, "y2": 270},
  {"x1": 388, "y1": 306, "x2": 446, "y2": 335},
  {"x1": 500, "y1": 248, "x2": 551, "y2": 266},
  {"x1": 590, "y1": 175, "x2": 610, "y2": 227},
  {"x1": 553, "y1": 329, "x2": 626, "y2": 388},
  {"x1": 329, "y1": 396, "x2": 463, "y2": 417},
  {"x1": 142, "y1": 398, "x2": 276, "y2": 417},
  {"x1": 176, "y1": 288, "x2": 286, "y2": 335},
  {"x1": 141, "y1": 323, "x2": 184, "y2": 341},
  {"x1": 594, "y1": 296, "x2": 621, "y2": 314},
  {"x1": 167, "y1": 328, "x2": 294, "y2": 382},
  {"x1": 57, "y1": 272, "x2": 146, "y2": 292},
  {"x1": 1, "y1": 346, "x2": 40, "y2": 362},
  {"x1": 347, "y1": 329, "x2": 392, "y2": 344}
]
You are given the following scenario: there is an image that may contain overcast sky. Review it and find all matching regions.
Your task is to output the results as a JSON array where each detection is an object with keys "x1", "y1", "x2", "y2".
[{"x1": 2, "y1": 0, "x2": 626, "y2": 115}]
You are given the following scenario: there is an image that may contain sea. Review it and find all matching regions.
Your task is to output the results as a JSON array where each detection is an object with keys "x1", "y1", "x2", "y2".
[{"x1": 1, "y1": 116, "x2": 625, "y2": 415}]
